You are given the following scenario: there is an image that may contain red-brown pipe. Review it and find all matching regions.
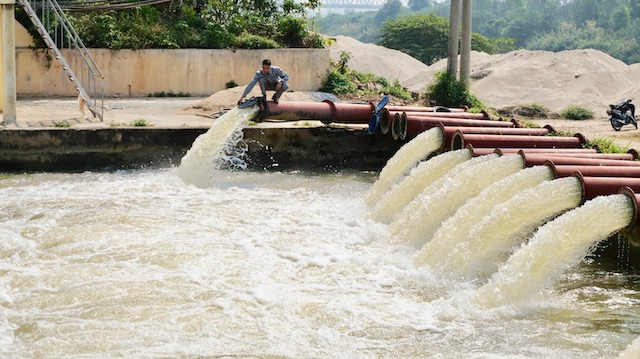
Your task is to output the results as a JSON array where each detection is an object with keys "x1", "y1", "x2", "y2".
[
  {"x1": 332, "y1": 102, "x2": 376, "y2": 124},
  {"x1": 386, "y1": 105, "x2": 468, "y2": 113},
  {"x1": 469, "y1": 146, "x2": 599, "y2": 157},
  {"x1": 391, "y1": 112, "x2": 405, "y2": 140},
  {"x1": 499, "y1": 148, "x2": 633, "y2": 160},
  {"x1": 378, "y1": 109, "x2": 393, "y2": 134},
  {"x1": 618, "y1": 187, "x2": 640, "y2": 232},
  {"x1": 262, "y1": 100, "x2": 376, "y2": 124},
  {"x1": 575, "y1": 173, "x2": 640, "y2": 201},
  {"x1": 263, "y1": 101, "x2": 336, "y2": 121},
  {"x1": 521, "y1": 153, "x2": 640, "y2": 167},
  {"x1": 550, "y1": 163, "x2": 640, "y2": 178},
  {"x1": 440, "y1": 125, "x2": 551, "y2": 151},
  {"x1": 452, "y1": 132, "x2": 586, "y2": 150},
  {"x1": 495, "y1": 148, "x2": 598, "y2": 155},
  {"x1": 397, "y1": 111, "x2": 489, "y2": 120},
  {"x1": 404, "y1": 117, "x2": 514, "y2": 139}
]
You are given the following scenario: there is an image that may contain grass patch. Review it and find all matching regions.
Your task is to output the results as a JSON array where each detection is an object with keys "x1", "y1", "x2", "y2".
[
  {"x1": 53, "y1": 120, "x2": 71, "y2": 128},
  {"x1": 424, "y1": 71, "x2": 484, "y2": 109},
  {"x1": 148, "y1": 91, "x2": 191, "y2": 97},
  {"x1": 585, "y1": 137, "x2": 629, "y2": 154},
  {"x1": 320, "y1": 51, "x2": 413, "y2": 102},
  {"x1": 561, "y1": 106, "x2": 594, "y2": 120},
  {"x1": 130, "y1": 119, "x2": 152, "y2": 127}
]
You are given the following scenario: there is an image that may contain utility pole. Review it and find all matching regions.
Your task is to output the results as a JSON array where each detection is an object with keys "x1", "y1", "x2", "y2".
[
  {"x1": 1, "y1": 0, "x2": 17, "y2": 125},
  {"x1": 447, "y1": 0, "x2": 472, "y2": 89},
  {"x1": 447, "y1": 0, "x2": 460, "y2": 78},
  {"x1": 460, "y1": 0, "x2": 472, "y2": 87}
]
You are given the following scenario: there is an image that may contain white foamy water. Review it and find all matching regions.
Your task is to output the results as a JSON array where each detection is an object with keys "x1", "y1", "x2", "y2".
[
  {"x1": 1, "y1": 170, "x2": 640, "y2": 357},
  {"x1": 621, "y1": 335, "x2": 640, "y2": 358},
  {"x1": 371, "y1": 149, "x2": 472, "y2": 223},
  {"x1": 415, "y1": 165, "x2": 554, "y2": 268},
  {"x1": 390, "y1": 154, "x2": 524, "y2": 248},
  {"x1": 365, "y1": 128, "x2": 444, "y2": 207},
  {"x1": 176, "y1": 106, "x2": 259, "y2": 187},
  {"x1": 474, "y1": 194, "x2": 634, "y2": 308},
  {"x1": 439, "y1": 176, "x2": 584, "y2": 281}
]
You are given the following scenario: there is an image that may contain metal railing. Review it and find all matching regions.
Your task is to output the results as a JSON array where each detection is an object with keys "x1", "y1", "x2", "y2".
[{"x1": 18, "y1": 0, "x2": 105, "y2": 120}]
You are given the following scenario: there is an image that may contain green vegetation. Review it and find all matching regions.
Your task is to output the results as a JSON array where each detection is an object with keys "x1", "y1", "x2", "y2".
[
  {"x1": 53, "y1": 120, "x2": 71, "y2": 128},
  {"x1": 148, "y1": 91, "x2": 191, "y2": 97},
  {"x1": 424, "y1": 71, "x2": 483, "y2": 109},
  {"x1": 320, "y1": 51, "x2": 412, "y2": 101},
  {"x1": 130, "y1": 119, "x2": 152, "y2": 127},
  {"x1": 516, "y1": 104, "x2": 550, "y2": 118},
  {"x1": 225, "y1": 80, "x2": 238, "y2": 89},
  {"x1": 561, "y1": 106, "x2": 594, "y2": 120},
  {"x1": 316, "y1": 0, "x2": 640, "y2": 64},
  {"x1": 17, "y1": 0, "x2": 323, "y2": 50},
  {"x1": 378, "y1": 13, "x2": 502, "y2": 65},
  {"x1": 586, "y1": 137, "x2": 630, "y2": 154}
]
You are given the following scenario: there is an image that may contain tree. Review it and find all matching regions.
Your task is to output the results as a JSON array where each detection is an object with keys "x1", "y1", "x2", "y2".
[
  {"x1": 408, "y1": 0, "x2": 430, "y2": 12},
  {"x1": 378, "y1": 13, "x2": 449, "y2": 65},
  {"x1": 374, "y1": 0, "x2": 403, "y2": 23}
]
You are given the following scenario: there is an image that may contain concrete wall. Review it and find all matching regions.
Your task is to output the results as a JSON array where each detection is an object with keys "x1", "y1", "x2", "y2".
[{"x1": 15, "y1": 47, "x2": 330, "y2": 98}]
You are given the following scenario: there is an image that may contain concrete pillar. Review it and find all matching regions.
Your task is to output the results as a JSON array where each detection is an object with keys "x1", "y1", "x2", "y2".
[
  {"x1": 447, "y1": 0, "x2": 460, "y2": 78},
  {"x1": 460, "y1": 0, "x2": 473, "y2": 87},
  {"x1": 1, "y1": 0, "x2": 17, "y2": 124}
]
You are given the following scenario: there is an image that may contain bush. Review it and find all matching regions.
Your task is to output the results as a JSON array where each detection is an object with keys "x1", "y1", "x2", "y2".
[
  {"x1": 320, "y1": 67, "x2": 358, "y2": 94},
  {"x1": 383, "y1": 79, "x2": 413, "y2": 101},
  {"x1": 226, "y1": 80, "x2": 238, "y2": 89},
  {"x1": 561, "y1": 105, "x2": 594, "y2": 120},
  {"x1": 585, "y1": 137, "x2": 629, "y2": 154},
  {"x1": 425, "y1": 71, "x2": 483, "y2": 108},
  {"x1": 515, "y1": 103, "x2": 550, "y2": 117},
  {"x1": 232, "y1": 33, "x2": 279, "y2": 49},
  {"x1": 277, "y1": 16, "x2": 308, "y2": 47}
]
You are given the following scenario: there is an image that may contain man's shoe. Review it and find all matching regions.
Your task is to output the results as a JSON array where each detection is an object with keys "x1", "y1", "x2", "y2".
[{"x1": 272, "y1": 95, "x2": 279, "y2": 104}]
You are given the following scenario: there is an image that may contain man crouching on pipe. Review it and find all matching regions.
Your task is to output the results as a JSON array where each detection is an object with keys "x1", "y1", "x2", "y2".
[{"x1": 238, "y1": 59, "x2": 290, "y2": 106}]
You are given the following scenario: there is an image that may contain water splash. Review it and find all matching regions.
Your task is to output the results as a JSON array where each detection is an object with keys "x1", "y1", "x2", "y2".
[
  {"x1": 415, "y1": 165, "x2": 554, "y2": 268},
  {"x1": 371, "y1": 149, "x2": 472, "y2": 223},
  {"x1": 176, "y1": 106, "x2": 259, "y2": 188},
  {"x1": 473, "y1": 194, "x2": 634, "y2": 308},
  {"x1": 365, "y1": 128, "x2": 444, "y2": 207},
  {"x1": 389, "y1": 154, "x2": 524, "y2": 248},
  {"x1": 620, "y1": 335, "x2": 640, "y2": 358},
  {"x1": 438, "y1": 176, "x2": 584, "y2": 281}
]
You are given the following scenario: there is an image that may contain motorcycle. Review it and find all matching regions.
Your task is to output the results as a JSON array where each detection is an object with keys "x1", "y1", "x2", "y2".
[{"x1": 607, "y1": 98, "x2": 637, "y2": 131}]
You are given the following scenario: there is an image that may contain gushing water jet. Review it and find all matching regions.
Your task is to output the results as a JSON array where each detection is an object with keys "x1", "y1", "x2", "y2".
[
  {"x1": 389, "y1": 154, "x2": 524, "y2": 248},
  {"x1": 365, "y1": 128, "x2": 444, "y2": 206},
  {"x1": 371, "y1": 149, "x2": 472, "y2": 223}
]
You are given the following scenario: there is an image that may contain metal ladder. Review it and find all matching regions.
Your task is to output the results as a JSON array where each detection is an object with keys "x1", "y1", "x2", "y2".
[{"x1": 18, "y1": 0, "x2": 105, "y2": 121}]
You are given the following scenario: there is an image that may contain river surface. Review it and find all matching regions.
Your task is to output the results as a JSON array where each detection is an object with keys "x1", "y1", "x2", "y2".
[{"x1": 2, "y1": 169, "x2": 640, "y2": 358}]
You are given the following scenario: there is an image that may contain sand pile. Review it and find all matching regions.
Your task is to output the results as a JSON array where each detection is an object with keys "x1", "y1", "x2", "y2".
[
  {"x1": 331, "y1": 36, "x2": 640, "y2": 114},
  {"x1": 200, "y1": 36, "x2": 640, "y2": 116}
]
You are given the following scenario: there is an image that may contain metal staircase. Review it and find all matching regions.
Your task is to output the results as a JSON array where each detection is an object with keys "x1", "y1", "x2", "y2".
[{"x1": 18, "y1": 0, "x2": 105, "y2": 121}]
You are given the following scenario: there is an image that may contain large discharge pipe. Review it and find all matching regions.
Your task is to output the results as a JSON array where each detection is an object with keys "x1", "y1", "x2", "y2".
[{"x1": 452, "y1": 132, "x2": 586, "y2": 150}]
